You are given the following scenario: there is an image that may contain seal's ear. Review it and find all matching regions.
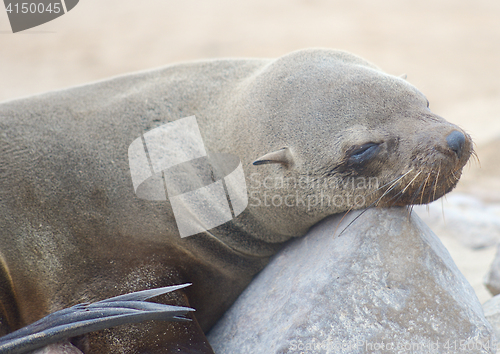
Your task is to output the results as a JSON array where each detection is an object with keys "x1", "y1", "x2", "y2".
[
  {"x1": 399, "y1": 74, "x2": 407, "y2": 80},
  {"x1": 253, "y1": 148, "x2": 294, "y2": 167}
]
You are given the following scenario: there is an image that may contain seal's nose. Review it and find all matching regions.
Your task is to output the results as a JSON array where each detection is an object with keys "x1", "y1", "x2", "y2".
[{"x1": 446, "y1": 130, "x2": 466, "y2": 158}]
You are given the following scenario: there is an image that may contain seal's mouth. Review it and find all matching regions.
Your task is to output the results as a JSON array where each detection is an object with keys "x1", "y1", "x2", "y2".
[{"x1": 374, "y1": 166, "x2": 464, "y2": 207}]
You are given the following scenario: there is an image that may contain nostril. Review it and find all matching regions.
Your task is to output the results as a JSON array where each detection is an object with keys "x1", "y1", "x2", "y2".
[{"x1": 446, "y1": 130, "x2": 466, "y2": 158}]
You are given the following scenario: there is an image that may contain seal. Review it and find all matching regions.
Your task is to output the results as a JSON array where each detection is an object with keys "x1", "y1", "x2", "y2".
[{"x1": 0, "y1": 48, "x2": 472, "y2": 353}]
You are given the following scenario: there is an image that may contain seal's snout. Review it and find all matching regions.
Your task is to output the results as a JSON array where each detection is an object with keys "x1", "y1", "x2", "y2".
[{"x1": 446, "y1": 130, "x2": 466, "y2": 158}]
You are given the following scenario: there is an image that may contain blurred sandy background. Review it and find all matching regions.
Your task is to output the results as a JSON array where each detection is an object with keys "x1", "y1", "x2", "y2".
[{"x1": 1, "y1": 0, "x2": 500, "y2": 302}]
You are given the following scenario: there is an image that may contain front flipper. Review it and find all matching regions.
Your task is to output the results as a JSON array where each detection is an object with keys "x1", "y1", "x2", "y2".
[{"x1": 0, "y1": 284, "x2": 194, "y2": 354}]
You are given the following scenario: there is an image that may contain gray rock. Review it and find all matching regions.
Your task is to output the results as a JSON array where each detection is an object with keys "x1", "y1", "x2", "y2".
[
  {"x1": 208, "y1": 208, "x2": 496, "y2": 354},
  {"x1": 485, "y1": 245, "x2": 500, "y2": 296},
  {"x1": 484, "y1": 295, "x2": 500, "y2": 339}
]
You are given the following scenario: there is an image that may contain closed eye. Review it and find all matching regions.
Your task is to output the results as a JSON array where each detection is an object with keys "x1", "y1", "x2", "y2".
[{"x1": 348, "y1": 143, "x2": 380, "y2": 164}]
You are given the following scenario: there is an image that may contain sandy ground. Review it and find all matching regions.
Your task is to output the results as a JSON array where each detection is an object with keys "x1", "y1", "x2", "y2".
[{"x1": 1, "y1": 0, "x2": 500, "y2": 303}]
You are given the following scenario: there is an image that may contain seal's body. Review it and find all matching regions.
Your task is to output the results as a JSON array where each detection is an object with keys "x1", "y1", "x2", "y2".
[{"x1": 0, "y1": 49, "x2": 472, "y2": 353}]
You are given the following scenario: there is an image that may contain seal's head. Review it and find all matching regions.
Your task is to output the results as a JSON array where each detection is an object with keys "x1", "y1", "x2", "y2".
[{"x1": 234, "y1": 49, "x2": 472, "y2": 237}]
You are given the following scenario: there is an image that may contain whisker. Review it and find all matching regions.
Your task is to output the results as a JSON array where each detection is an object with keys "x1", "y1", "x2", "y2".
[
  {"x1": 450, "y1": 170, "x2": 460, "y2": 182},
  {"x1": 333, "y1": 170, "x2": 419, "y2": 236},
  {"x1": 387, "y1": 188, "x2": 408, "y2": 206},
  {"x1": 401, "y1": 171, "x2": 421, "y2": 194},
  {"x1": 409, "y1": 205, "x2": 415, "y2": 219},
  {"x1": 337, "y1": 188, "x2": 395, "y2": 236},
  {"x1": 432, "y1": 165, "x2": 441, "y2": 202},
  {"x1": 376, "y1": 169, "x2": 414, "y2": 205},
  {"x1": 364, "y1": 175, "x2": 404, "y2": 208},
  {"x1": 471, "y1": 149, "x2": 480, "y2": 167},
  {"x1": 337, "y1": 207, "x2": 372, "y2": 237},
  {"x1": 362, "y1": 173, "x2": 407, "y2": 200},
  {"x1": 334, "y1": 206, "x2": 354, "y2": 237},
  {"x1": 384, "y1": 170, "x2": 422, "y2": 207},
  {"x1": 420, "y1": 173, "x2": 432, "y2": 205},
  {"x1": 410, "y1": 180, "x2": 426, "y2": 206},
  {"x1": 427, "y1": 176, "x2": 437, "y2": 204}
]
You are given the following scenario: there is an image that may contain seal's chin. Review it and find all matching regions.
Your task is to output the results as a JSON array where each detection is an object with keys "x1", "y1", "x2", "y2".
[
  {"x1": 377, "y1": 169, "x2": 462, "y2": 207},
  {"x1": 375, "y1": 152, "x2": 473, "y2": 208}
]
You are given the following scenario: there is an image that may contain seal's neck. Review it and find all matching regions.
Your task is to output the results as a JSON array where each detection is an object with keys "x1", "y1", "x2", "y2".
[{"x1": 206, "y1": 205, "x2": 320, "y2": 258}]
